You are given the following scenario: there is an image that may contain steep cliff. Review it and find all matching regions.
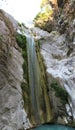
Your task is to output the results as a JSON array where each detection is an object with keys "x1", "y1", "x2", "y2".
[
  {"x1": 31, "y1": 0, "x2": 75, "y2": 126},
  {"x1": 0, "y1": 0, "x2": 75, "y2": 129},
  {"x1": 0, "y1": 10, "x2": 31, "y2": 130},
  {"x1": 31, "y1": 23, "x2": 75, "y2": 126}
]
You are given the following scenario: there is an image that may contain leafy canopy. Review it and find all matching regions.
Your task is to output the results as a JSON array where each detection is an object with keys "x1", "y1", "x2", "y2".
[{"x1": 34, "y1": 1, "x2": 53, "y2": 28}]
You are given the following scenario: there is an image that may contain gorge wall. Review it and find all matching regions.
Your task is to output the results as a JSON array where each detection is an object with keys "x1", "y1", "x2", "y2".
[
  {"x1": 31, "y1": 0, "x2": 75, "y2": 126},
  {"x1": 0, "y1": 0, "x2": 75, "y2": 129},
  {"x1": 0, "y1": 10, "x2": 31, "y2": 130},
  {"x1": 0, "y1": 9, "x2": 53, "y2": 129}
]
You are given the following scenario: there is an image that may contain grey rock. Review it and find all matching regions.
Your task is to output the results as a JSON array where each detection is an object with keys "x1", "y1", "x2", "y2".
[
  {"x1": 0, "y1": 10, "x2": 31, "y2": 130},
  {"x1": 32, "y1": 25, "x2": 75, "y2": 123}
]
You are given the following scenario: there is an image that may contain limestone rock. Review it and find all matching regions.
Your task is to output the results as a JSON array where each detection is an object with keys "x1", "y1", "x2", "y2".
[
  {"x1": 32, "y1": 23, "x2": 75, "y2": 124},
  {"x1": 0, "y1": 10, "x2": 31, "y2": 130}
]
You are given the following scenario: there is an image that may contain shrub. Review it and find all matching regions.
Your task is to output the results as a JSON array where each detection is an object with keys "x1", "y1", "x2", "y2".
[
  {"x1": 51, "y1": 81, "x2": 68, "y2": 105},
  {"x1": 22, "y1": 50, "x2": 27, "y2": 59},
  {"x1": 16, "y1": 33, "x2": 26, "y2": 49},
  {"x1": 21, "y1": 82, "x2": 29, "y2": 93},
  {"x1": 15, "y1": 32, "x2": 28, "y2": 86}
]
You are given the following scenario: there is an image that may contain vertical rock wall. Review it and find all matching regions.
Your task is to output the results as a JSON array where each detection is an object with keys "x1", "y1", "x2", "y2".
[
  {"x1": 31, "y1": 26, "x2": 75, "y2": 126},
  {"x1": 0, "y1": 10, "x2": 30, "y2": 130}
]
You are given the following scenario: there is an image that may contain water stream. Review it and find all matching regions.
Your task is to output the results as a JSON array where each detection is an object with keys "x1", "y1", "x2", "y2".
[
  {"x1": 26, "y1": 35, "x2": 41, "y2": 123},
  {"x1": 26, "y1": 35, "x2": 52, "y2": 124},
  {"x1": 25, "y1": 34, "x2": 75, "y2": 129}
]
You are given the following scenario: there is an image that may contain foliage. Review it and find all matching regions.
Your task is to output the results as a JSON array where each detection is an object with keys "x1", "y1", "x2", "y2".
[
  {"x1": 50, "y1": 81, "x2": 68, "y2": 105},
  {"x1": 21, "y1": 82, "x2": 29, "y2": 93},
  {"x1": 40, "y1": 0, "x2": 49, "y2": 8},
  {"x1": 34, "y1": 1, "x2": 54, "y2": 32},
  {"x1": 16, "y1": 32, "x2": 28, "y2": 85},
  {"x1": 18, "y1": 22, "x2": 22, "y2": 27},
  {"x1": 35, "y1": 5, "x2": 53, "y2": 21},
  {"x1": 16, "y1": 32, "x2": 30, "y2": 116},
  {"x1": 16, "y1": 33, "x2": 26, "y2": 49},
  {"x1": 0, "y1": 35, "x2": 4, "y2": 41},
  {"x1": 22, "y1": 50, "x2": 27, "y2": 59}
]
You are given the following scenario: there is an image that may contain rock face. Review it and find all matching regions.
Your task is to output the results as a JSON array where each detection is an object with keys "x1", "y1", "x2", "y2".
[
  {"x1": 31, "y1": 20, "x2": 75, "y2": 125},
  {"x1": 0, "y1": 0, "x2": 75, "y2": 128},
  {"x1": 40, "y1": 31, "x2": 75, "y2": 123},
  {"x1": 0, "y1": 10, "x2": 30, "y2": 130},
  {"x1": 31, "y1": 0, "x2": 75, "y2": 125}
]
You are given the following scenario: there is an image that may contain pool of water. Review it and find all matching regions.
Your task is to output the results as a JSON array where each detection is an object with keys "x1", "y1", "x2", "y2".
[{"x1": 33, "y1": 124, "x2": 75, "y2": 130}]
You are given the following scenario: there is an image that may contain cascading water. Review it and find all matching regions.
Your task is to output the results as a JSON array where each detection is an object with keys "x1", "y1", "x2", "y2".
[
  {"x1": 26, "y1": 36, "x2": 41, "y2": 123},
  {"x1": 26, "y1": 35, "x2": 52, "y2": 125}
]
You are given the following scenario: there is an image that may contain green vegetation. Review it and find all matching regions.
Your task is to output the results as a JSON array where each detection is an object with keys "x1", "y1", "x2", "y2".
[
  {"x1": 34, "y1": 0, "x2": 54, "y2": 32},
  {"x1": 16, "y1": 32, "x2": 30, "y2": 115},
  {"x1": 34, "y1": 6, "x2": 53, "y2": 32},
  {"x1": 40, "y1": 0, "x2": 48, "y2": 8},
  {"x1": 21, "y1": 82, "x2": 29, "y2": 94},
  {"x1": 16, "y1": 32, "x2": 28, "y2": 79},
  {"x1": 16, "y1": 33, "x2": 26, "y2": 49},
  {"x1": 22, "y1": 50, "x2": 27, "y2": 59},
  {"x1": 18, "y1": 22, "x2": 22, "y2": 27},
  {"x1": 16, "y1": 33, "x2": 27, "y2": 79},
  {"x1": 35, "y1": 6, "x2": 53, "y2": 21},
  {"x1": 0, "y1": 35, "x2": 4, "y2": 41},
  {"x1": 50, "y1": 81, "x2": 68, "y2": 105}
]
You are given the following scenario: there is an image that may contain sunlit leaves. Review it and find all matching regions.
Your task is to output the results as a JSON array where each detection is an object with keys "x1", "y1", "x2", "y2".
[
  {"x1": 40, "y1": 0, "x2": 48, "y2": 8},
  {"x1": 34, "y1": 2, "x2": 53, "y2": 29}
]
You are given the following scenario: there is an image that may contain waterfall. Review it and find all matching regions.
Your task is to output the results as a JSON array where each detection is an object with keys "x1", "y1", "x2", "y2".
[
  {"x1": 26, "y1": 35, "x2": 52, "y2": 124},
  {"x1": 26, "y1": 36, "x2": 41, "y2": 123}
]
